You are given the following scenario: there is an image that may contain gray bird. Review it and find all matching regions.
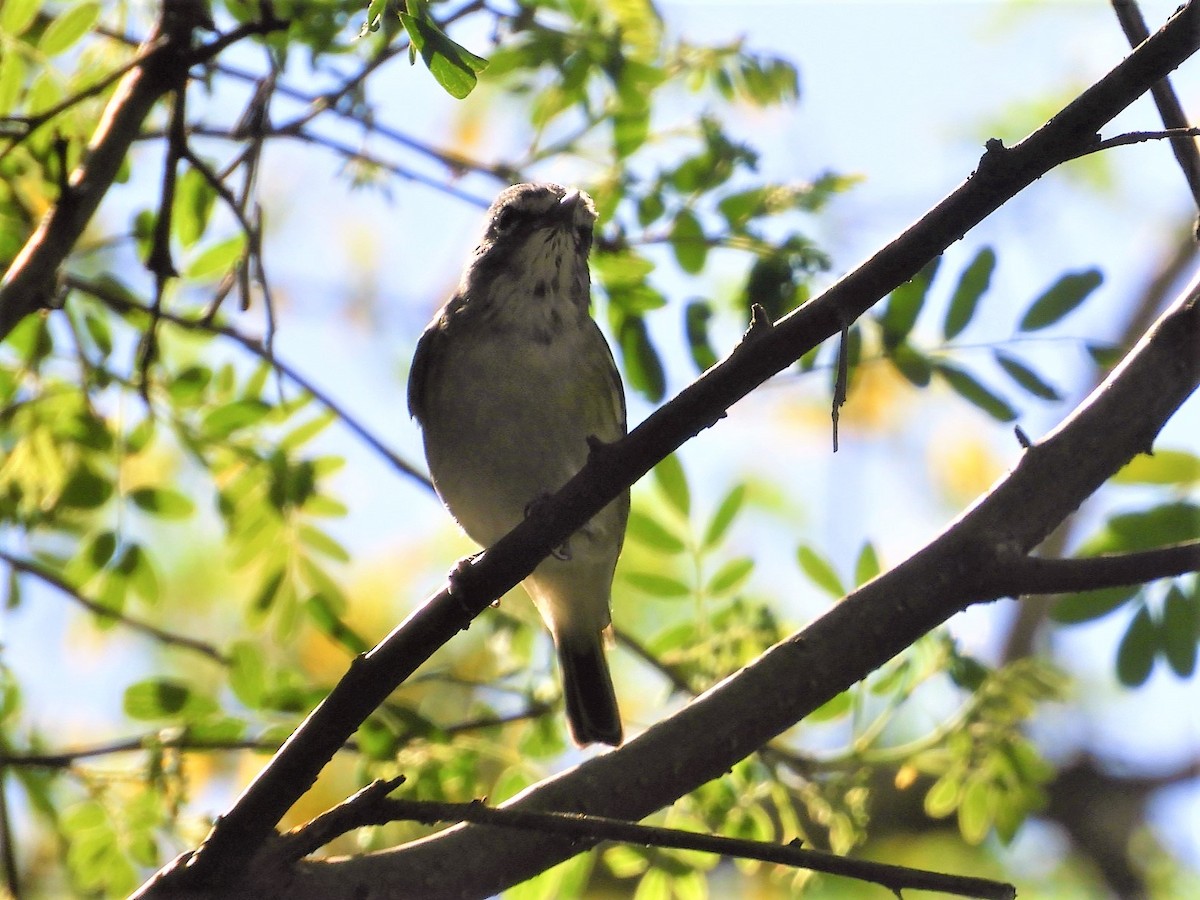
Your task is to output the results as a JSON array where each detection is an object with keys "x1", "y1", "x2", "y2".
[{"x1": 408, "y1": 183, "x2": 629, "y2": 746}]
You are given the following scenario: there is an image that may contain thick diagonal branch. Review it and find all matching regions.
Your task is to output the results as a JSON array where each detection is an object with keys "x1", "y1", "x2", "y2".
[{"x1": 136, "y1": 4, "x2": 1200, "y2": 896}]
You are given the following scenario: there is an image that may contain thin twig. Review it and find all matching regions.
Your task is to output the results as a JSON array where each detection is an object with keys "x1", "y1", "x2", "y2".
[
  {"x1": 1070, "y1": 126, "x2": 1200, "y2": 158},
  {"x1": 285, "y1": 786, "x2": 1017, "y2": 900},
  {"x1": 0, "y1": 36, "x2": 168, "y2": 163},
  {"x1": 1, "y1": 704, "x2": 549, "y2": 770},
  {"x1": 1004, "y1": 541, "x2": 1200, "y2": 596},
  {"x1": 0, "y1": 7, "x2": 285, "y2": 340},
  {"x1": 138, "y1": 87, "x2": 189, "y2": 398},
  {"x1": 0, "y1": 735, "x2": 280, "y2": 769},
  {"x1": 66, "y1": 274, "x2": 433, "y2": 490},
  {"x1": 0, "y1": 550, "x2": 228, "y2": 663},
  {"x1": 1110, "y1": 0, "x2": 1200, "y2": 217}
]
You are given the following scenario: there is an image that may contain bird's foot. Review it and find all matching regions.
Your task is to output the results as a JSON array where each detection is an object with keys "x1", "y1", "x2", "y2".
[
  {"x1": 524, "y1": 494, "x2": 572, "y2": 560},
  {"x1": 447, "y1": 551, "x2": 497, "y2": 618}
]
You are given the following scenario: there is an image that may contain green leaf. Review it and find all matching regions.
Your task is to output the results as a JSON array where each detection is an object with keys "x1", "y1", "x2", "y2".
[
  {"x1": 362, "y1": 0, "x2": 389, "y2": 33},
  {"x1": 943, "y1": 247, "x2": 995, "y2": 339},
  {"x1": 82, "y1": 308, "x2": 113, "y2": 357},
  {"x1": 307, "y1": 593, "x2": 369, "y2": 655},
  {"x1": 304, "y1": 494, "x2": 349, "y2": 518},
  {"x1": 89, "y1": 530, "x2": 117, "y2": 572},
  {"x1": 129, "y1": 487, "x2": 194, "y2": 519},
  {"x1": 399, "y1": 12, "x2": 488, "y2": 99},
  {"x1": 356, "y1": 716, "x2": 402, "y2": 760},
  {"x1": 184, "y1": 234, "x2": 246, "y2": 280},
  {"x1": 957, "y1": 777, "x2": 993, "y2": 845},
  {"x1": 703, "y1": 484, "x2": 745, "y2": 549},
  {"x1": 636, "y1": 191, "x2": 665, "y2": 227},
  {"x1": 168, "y1": 364, "x2": 211, "y2": 405},
  {"x1": 706, "y1": 557, "x2": 753, "y2": 596},
  {"x1": 0, "y1": 51, "x2": 25, "y2": 117},
  {"x1": 624, "y1": 571, "x2": 691, "y2": 598},
  {"x1": 854, "y1": 542, "x2": 880, "y2": 586},
  {"x1": 889, "y1": 342, "x2": 932, "y2": 387},
  {"x1": 613, "y1": 106, "x2": 649, "y2": 158},
  {"x1": 948, "y1": 654, "x2": 988, "y2": 691},
  {"x1": 743, "y1": 254, "x2": 796, "y2": 322},
  {"x1": 0, "y1": 666, "x2": 18, "y2": 720},
  {"x1": 1116, "y1": 604, "x2": 1156, "y2": 687},
  {"x1": 242, "y1": 360, "x2": 273, "y2": 400},
  {"x1": 808, "y1": 690, "x2": 851, "y2": 722},
  {"x1": 1018, "y1": 269, "x2": 1103, "y2": 332},
  {"x1": 717, "y1": 188, "x2": 766, "y2": 229},
  {"x1": 38, "y1": 2, "x2": 98, "y2": 56},
  {"x1": 124, "y1": 678, "x2": 192, "y2": 720},
  {"x1": 299, "y1": 524, "x2": 349, "y2": 563},
  {"x1": 670, "y1": 209, "x2": 707, "y2": 274},
  {"x1": 1159, "y1": 585, "x2": 1197, "y2": 677},
  {"x1": 1102, "y1": 503, "x2": 1200, "y2": 552},
  {"x1": 173, "y1": 166, "x2": 217, "y2": 249},
  {"x1": 617, "y1": 315, "x2": 665, "y2": 403},
  {"x1": 299, "y1": 556, "x2": 346, "y2": 612},
  {"x1": 797, "y1": 545, "x2": 844, "y2": 597},
  {"x1": 1112, "y1": 450, "x2": 1200, "y2": 486},
  {"x1": 62, "y1": 799, "x2": 106, "y2": 833},
  {"x1": 593, "y1": 249, "x2": 655, "y2": 288},
  {"x1": 0, "y1": 0, "x2": 41, "y2": 36},
  {"x1": 882, "y1": 256, "x2": 940, "y2": 348},
  {"x1": 1050, "y1": 584, "x2": 1138, "y2": 624},
  {"x1": 933, "y1": 363, "x2": 1016, "y2": 422},
  {"x1": 124, "y1": 545, "x2": 159, "y2": 604},
  {"x1": 7, "y1": 313, "x2": 52, "y2": 364},
  {"x1": 201, "y1": 398, "x2": 271, "y2": 438},
  {"x1": 994, "y1": 352, "x2": 1061, "y2": 401},
  {"x1": 229, "y1": 641, "x2": 266, "y2": 708},
  {"x1": 653, "y1": 454, "x2": 689, "y2": 516},
  {"x1": 924, "y1": 772, "x2": 962, "y2": 819},
  {"x1": 58, "y1": 465, "x2": 113, "y2": 509},
  {"x1": 251, "y1": 567, "x2": 286, "y2": 617},
  {"x1": 25, "y1": 66, "x2": 61, "y2": 116},
  {"x1": 684, "y1": 300, "x2": 719, "y2": 372},
  {"x1": 280, "y1": 409, "x2": 336, "y2": 450},
  {"x1": 1086, "y1": 343, "x2": 1123, "y2": 369}
]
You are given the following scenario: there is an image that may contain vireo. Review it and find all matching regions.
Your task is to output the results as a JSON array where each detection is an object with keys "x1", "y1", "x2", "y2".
[{"x1": 408, "y1": 183, "x2": 628, "y2": 746}]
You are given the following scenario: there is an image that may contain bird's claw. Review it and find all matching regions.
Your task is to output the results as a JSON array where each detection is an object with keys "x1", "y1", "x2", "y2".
[
  {"x1": 524, "y1": 494, "x2": 573, "y2": 561},
  {"x1": 447, "y1": 552, "x2": 487, "y2": 618}
]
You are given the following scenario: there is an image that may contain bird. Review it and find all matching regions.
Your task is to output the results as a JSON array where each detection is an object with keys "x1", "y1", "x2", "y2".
[{"x1": 408, "y1": 183, "x2": 629, "y2": 747}]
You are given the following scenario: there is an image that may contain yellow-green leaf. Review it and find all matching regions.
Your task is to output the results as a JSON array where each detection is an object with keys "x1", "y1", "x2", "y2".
[
  {"x1": 0, "y1": 0, "x2": 42, "y2": 37},
  {"x1": 797, "y1": 545, "x2": 844, "y2": 597},
  {"x1": 653, "y1": 454, "x2": 689, "y2": 516},
  {"x1": 39, "y1": 2, "x2": 99, "y2": 56}
]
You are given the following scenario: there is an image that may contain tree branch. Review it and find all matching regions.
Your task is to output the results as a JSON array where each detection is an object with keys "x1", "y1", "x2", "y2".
[
  {"x1": 0, "y1": 7, "x2": 284, "y2": 340},
  {"x1": 1004, "y1": 541, "x2": 1200, "y2": 596},
  {"x1": 1080, "y1": 126, "x2": 1200, "y2": 156},
  {"x1": 296, "y1": 225, "x2": 1196, "y2": 900},
  {"x1": 0, "y1": 550, "x2": 228, "y2": 664},
  {"x1": 66, "y1": 274, "x2": 433, "y2": 490},
  {"x1": 136, "y1": 5, "x2": 1200, "y2": 895},
  {"x1": 280, "y1": 780, "x2": 1015, "y2": 900},
  {"x1": 1110, "y1": 0, "x2": 1200, "y2": 220}
]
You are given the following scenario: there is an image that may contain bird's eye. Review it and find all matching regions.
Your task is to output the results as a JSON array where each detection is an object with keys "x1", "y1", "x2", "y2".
[{"x1": 493, "y1": 206, "x2": 520, "y2": 233}]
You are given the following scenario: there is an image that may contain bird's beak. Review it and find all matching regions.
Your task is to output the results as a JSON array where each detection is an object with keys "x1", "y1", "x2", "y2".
[
  {"x1": 554, "y1": 190, "x2": 582, "y2": 225},
  {"x1": 554, "y1": 189, "x2": 595, "y2": 230}
]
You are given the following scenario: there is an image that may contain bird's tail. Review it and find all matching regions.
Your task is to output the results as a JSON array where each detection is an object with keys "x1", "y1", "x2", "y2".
[{"x1": 557, "y1": 634, "x2": 622, "y2": 747}]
